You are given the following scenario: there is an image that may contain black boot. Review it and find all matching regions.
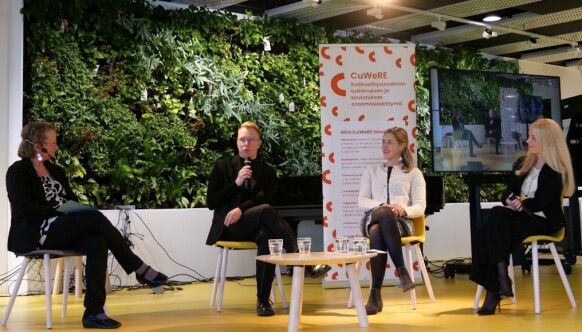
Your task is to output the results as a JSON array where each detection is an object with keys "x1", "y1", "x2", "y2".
[
  {"x1": 477, "y1": 290, "x2": 501, "y2": 315},
  {"x1": 497, "y1": 261, "x2": 514, "y2": 299},
  {"x1": 397, "y1": 267, "x2": 415, "y2": 292},
  {"x1": 365, "y1": 288, "x2": 383, "y2": 315}
]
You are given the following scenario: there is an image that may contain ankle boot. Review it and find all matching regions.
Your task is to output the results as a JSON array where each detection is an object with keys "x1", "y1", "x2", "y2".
[
  {"x1": 477, "y1": 290, "x2": 501, "y2": 315},
  {"x1": 365, "y1": 288, "x2": 383, "y2": 315},
  {"x1": 397, "y1": 267, "x2": 415, "y2": 292},
  {"x1": 497, "y1": 261, "x2": 514, "y2": 299}
]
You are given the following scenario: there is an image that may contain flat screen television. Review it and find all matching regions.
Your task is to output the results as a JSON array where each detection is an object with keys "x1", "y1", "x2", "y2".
[{"x1": 430, "y1": 68, "x2": 561, "y2": 173}]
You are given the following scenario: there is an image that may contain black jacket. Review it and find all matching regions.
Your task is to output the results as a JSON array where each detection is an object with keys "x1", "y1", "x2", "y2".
[
  {"x1": 205, "y1": 155, "x2": 277, "y2": 245},
  {"x1": 502, "y1": 160, "x2": 566, "y2": 233},
  {"x1": 6, "y1": 158, "x2": 77, "y2": 253}
]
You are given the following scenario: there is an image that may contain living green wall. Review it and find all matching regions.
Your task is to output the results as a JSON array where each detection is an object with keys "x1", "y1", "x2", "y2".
[{"x1": 23, "y1": 0, "x2": 519, "y2": 208}]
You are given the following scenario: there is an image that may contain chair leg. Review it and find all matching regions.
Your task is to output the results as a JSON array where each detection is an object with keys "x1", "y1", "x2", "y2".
[
  {"x1": 216, "y1": 248, "x2": 229, "y2": 312},
  {"x1": 75, "y1": 256, "x2": 84, "y2": 298},
  {"x1": 404, "y1": 245, "x2": 417, "y2": 310},
  {"x1": 474, "y1": 285, "x2": 484, "y2": 310},
  {"x1": 62, "y1": 257, "x2": 72, "y2": 318},
  {"x1": 414, "y1": 244, "x2": 435, "y2": 302},
  {"x1": 2, "y1": 257, "x2": 31, "y2": 327},
  {"x1": 210, "y1": 247, "x2": 223, "y2": 307},
  {"x1": 548, "y1": 243, "x2": 577, "y2": 309},
  {"x1": 508, "y1": 255, "x2": 516, "y2": 304},
  {"x1": 52, "y1": 257, "x2": 64, "y2": 295},
  {"x1": 532, "y1": 241, "x2": 541, "y2": 314},
  {"x1": 43, "y1": 254, "x2": 53, "y2": 329},
  {"x1": 274, "y1": 265, "x2": 288, "y2": 309}
]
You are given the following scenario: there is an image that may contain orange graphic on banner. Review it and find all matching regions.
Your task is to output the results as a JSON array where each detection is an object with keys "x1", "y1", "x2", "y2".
[
  {"x1": 355, "y1": 46, "x2": 365, "y2": 54},
  {"x1": 331, "y1": 106, "x2": 339, "y2": 117},
  {"x1": 366, "y1": 261, "x2": 371, "y2": 271},
  {"x1": 340, "y1": 46, "x2": 347, "y2": 51},
  {"x1": 387, "y1": 116, "x2": 395, "y2": 121},
  {"x1": 368, "y1": 51, "x2": 376, "y2": 62},
  {"x1": 408, "y1": 100, "x2": 416, "y2": 112},
  {"x1": 319, "y1": 63, "x2": 324, "y2": 76},
  {"x1": 395, "y1": 57, "x2": 402, "y2": 68},
  {"x1": 325, "y1": 201, "x2": 333, "y2": 212},
  {"x1": 383, "y1": 46, "x2": 393, "y2": 54},
  {"x1": 331, "y1": 272, "x2": 339, "y2": 280},
  {"x1": 323, "y1": 216, "x2": 329, "y2": 227},
  {"x1": 320, "y1": 96, "x2": 327, "y2": 107},
  {"x1": 402, "y1": 115, "x2": 409, "y2": 126},
  {"x1": 324, "y1": 124, "x2": 332, "y2": 135},
  {"x1": 328, "y1": 152, "x2": 335, "y2": 163},
  {"x1": 410, "y1": 53, "x2": 416, "y2": 66},
  {"x1": 331, "y1": 73, "x2": 346, "y2": 96},
  {"x1": 343, "y1": 117, "x2": 351, "y2": 122},
  {"x1": 409, "y1": 143, "x2": 416, "y2": 154},
  {"x1": 358, "y1": 114, "x2": 366, "y2": 121},
  {"x1": 327, "y1": 243, "x2": 334, "y2": 252},
  {"x1": 335, "y1": 55, "x2": 343, "y2": 66},
  {"x1": 322, "y1": 169, "x2": 331, "y2": 184},
  {"x1": 332, "y1": 229, "x2": 337, "y2": 238},
  {"x1": 320, "y1": 46, "x2": 330, "y2": 60},
  {"x1": 412, "y1": 126, "x2": 418, "y2": 138}
]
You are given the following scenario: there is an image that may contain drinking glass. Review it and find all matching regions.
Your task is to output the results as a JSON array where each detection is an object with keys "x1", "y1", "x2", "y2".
[
  {"x1": 335, "y1": 236, "x2": 349, "y2": 253},
  {"x1": 297, "y1": 237, "x2": 312, "y2": 254},
  {"x1": 268, "y1": 239, "x2": 284, "y2": 256}
]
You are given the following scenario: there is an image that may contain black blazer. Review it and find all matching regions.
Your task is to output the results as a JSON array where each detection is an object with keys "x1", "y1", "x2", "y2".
[
  {"x1": 502, "y1": 161, "x2": 566, "y2": 233},
  {"x1": 205, "y1": 155, "x2": 276, "y2": 245},
  {"x1": 5, "y1": 158, "x2": 77, "y2": 253}
]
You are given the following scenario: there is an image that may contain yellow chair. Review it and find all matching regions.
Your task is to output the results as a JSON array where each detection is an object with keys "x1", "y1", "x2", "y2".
[
  {"x1": 2, "y1": 250, "x2": 84, "y2": 329},
  {"x1": 348, "y1": 216, "x2": 436, "y2": 309},
  {"x1": 210, "y1": 241, "x2": 287, "y2": 312},
  {"x1": 473, "y1": 227, "x2": 576, "y2": 314}
]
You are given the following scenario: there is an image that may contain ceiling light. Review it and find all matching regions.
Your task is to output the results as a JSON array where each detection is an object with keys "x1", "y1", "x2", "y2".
[
  {"x1": 483, "y1": 14, "x2": 501, "y2": 22},
  {"x1": 430, "y1": 19, "x2": 447, "y2": 31},
  {"x1": 482, "y1": 28, "x2": 498, "y2": 39},
  {"x1": 367, "y1": 7, "x2": 384, "y2": 20}
]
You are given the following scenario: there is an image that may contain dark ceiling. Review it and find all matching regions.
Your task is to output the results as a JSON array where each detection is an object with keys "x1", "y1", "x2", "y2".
[{"x1": 164, "y1": 0, "x2": 582, "y2": 67}]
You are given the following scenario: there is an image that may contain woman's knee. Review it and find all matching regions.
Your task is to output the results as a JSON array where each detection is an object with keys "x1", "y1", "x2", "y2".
[{"x1": 371, "y1": 206, "x2": 398, "y2": 224}]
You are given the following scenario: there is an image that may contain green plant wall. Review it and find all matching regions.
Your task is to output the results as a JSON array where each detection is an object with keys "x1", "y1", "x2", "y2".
[{"x1": 22, "y1": 0, "x2": 519, "y2": 208}]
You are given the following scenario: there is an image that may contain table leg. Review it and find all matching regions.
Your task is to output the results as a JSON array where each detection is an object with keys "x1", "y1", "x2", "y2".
[
  {"x1": 289, "y1": 266, "x2": 305, "y2": 332},
  {"x1": 346, "y1": 263, "x2": 369, "y2": 327}
]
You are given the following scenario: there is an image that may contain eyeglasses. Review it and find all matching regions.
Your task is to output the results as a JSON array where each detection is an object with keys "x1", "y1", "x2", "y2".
[{"x1": 238, "y1": 137, "x2": 259, "y2": 144}]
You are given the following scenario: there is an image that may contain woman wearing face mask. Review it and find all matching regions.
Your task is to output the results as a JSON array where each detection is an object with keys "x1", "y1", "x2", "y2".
[
  {"x1": 357, "y1": 127, "x2": 426, "y2": 315},
  {"x1": 470, "y1": 118, "x2": 575, "y2": 315}
]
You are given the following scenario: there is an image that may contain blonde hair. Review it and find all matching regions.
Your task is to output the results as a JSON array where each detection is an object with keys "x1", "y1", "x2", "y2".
[
  {"x1": 239, "y1": 121, "x2": 261, "y2": 139},
  {"x1": 17, "y1": 122, "x2": 56, "y2": 159},
  {"x1": 385, "y1": 127, "x2": 414, "y2": 173},
  {"x1": 516, "y1": 118, "x2": 574, "y2": 196}
]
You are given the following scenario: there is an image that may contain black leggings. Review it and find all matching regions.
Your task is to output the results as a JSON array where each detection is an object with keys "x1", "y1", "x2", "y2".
[
  {"x1": 222, "y1": 204, "x2": 297, "y2": 300},
  {"x1": 40, "y1": 210, "x2": 143, "y2": 316},
  {"x1": 367, "y1": 206, "x2": 405, "y2": 289}
]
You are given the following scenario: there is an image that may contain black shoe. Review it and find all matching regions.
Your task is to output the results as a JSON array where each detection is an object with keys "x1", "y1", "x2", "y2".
[
  {"x1": 256, "y1": 299, "x2": 275, "y2": 317},
  {"x1": 397, "y1": 267, "x2": 415, "y2": 292},
  {"x1": 305, "y1": 264, "x2": 331, "y2": 278},
  {"x1": 365, "y1": 288, "x2": 383, "y2": 315},
  {"x1": 135, "y1": 266, "x2": 168, "y2": 288},
  {"x1": 82, "y1": 314, "x2": 122, "y2": 329},
  {"x1": 477, "y1": 290, "x2": 501, "y2": 316}
]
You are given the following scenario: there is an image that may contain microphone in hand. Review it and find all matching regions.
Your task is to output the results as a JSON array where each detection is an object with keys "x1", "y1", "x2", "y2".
[{"x1": 243, "y1": 158, "x2": 252, "y2": 190}]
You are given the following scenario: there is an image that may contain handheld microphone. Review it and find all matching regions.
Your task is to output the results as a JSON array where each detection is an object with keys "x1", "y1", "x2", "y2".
[{"x1": 243, "y1": 158, "x2": 252, "y2": 190}]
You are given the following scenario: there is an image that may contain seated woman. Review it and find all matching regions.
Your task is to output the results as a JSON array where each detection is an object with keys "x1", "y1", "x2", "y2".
[
  {"x1": 6, "y1": 122, "x2": 169, "y2": 329},
  {"x1": 357, "y1": 127, "x2": 426, "y2": 315},
  {"x1": 470, "y1": 118, "x2": 575, "y2": 315}
]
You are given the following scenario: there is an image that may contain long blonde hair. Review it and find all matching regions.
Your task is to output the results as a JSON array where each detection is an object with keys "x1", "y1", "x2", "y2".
[
  {"x1": 516, "y1": 118, "x2": 574, "y2": 196},
  {"x1": 385, "y1": 127, "x2": 414, "y2": 173}
]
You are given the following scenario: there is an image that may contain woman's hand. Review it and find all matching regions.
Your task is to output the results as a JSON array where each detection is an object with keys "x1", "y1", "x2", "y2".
[
  {"x1": 505, "y1": 196, "x2": 524, "y2": 212},
  {"x1": 386, "y1": 204, "x2": 406, "y2": 217},
  {"x1": 235, "y1": 165, "x2": 252, "y2": 187}
]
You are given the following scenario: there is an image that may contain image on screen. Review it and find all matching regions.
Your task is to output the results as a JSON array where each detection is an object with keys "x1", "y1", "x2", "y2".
[{"x1": 429, "y1": 68, "x2": 561, "y2": 173}]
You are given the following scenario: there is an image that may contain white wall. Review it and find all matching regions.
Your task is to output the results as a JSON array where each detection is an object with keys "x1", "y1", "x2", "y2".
[{"x1": 519, "y1": 59, "x2": 582, "y2": 99}]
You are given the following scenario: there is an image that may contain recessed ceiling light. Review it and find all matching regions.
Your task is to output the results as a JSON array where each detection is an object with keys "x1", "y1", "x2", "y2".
[{"x1": 483, "y1": 14, "x2": 501, "y2": 22}]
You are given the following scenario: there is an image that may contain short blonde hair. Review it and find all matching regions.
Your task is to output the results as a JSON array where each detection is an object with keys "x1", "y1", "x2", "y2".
[
  {"x1": 239, "y1": 121, "x2": 261, "y2": 138},
  {"x1": 516, "y1": 118, "x2": 574, "y2": 196},
  {"x1": 384, "y1": 127, "x2": 414, "y2": 173},
  {"x1": 17, "y1": 122, "x2": 57, "y2": 159}
]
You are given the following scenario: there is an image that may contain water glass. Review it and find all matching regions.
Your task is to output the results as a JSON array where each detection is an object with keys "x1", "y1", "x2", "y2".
[
  {"x1": 353, "y1": 237, "x2": 367, "y2": 254},
  {"x1": 335, "y1": 236, "x2": 349, "y2": 253},
  {"x1": 297, "y1": 237, "x2": 312, "y2": 254},
  {"x1": 268, "y1": 239, "x2": 284, "y2": 256}
]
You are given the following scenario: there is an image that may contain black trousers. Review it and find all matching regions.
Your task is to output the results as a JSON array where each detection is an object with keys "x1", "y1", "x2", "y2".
[
  {"x1": 469, "y1": 206, "x2": 554, "y2": 291},
  {"x1": 40, "y1": 210, "x2": 143, "y2": 315},
  {"x1": 222, "y1": 204, "x2": 297, "y2": 300}
]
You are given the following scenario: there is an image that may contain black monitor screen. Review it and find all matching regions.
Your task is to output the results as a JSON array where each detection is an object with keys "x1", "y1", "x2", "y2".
[{"x1": 430, "y1": 68, "x2": 561, "y2": 173}]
